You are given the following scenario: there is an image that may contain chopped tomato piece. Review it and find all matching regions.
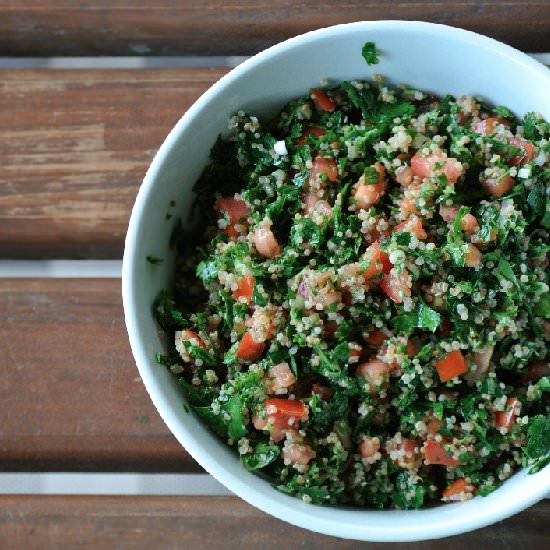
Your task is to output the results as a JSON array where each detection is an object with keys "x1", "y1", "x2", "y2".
[
  {"x1": 356, "y1": 359, "x2": 391, "y2": 390},
  {"x1": 265, "y1": 398, "x2": 307, "y2": 418},
  {"x1": 233, "y1": 276, "x2": 254, "y2": 301},
  {"x1": 297, "y1": 270, "x2": 342, "y2": 309},
  {"x1": 410, "y1": 151, "x2": 436, "y2": 179},
  {"x1": 400, "y1": 195, "x2": 421, "y2": 217},
  {"x1": 180, "y1": 330, "x2": 206, "y2": 349},
  {"x1": 380, "y1": 268, "x2": 412, "y2": 304},
  {"x1": 495, "y1": 397, "x2": 519, "y2": 430},
  {"x1": 362, "y1": 241, "x2": 393, "y2": 282},
  {"x1": 310, "y1": 156, "x2": 338, "y2": 185},
  {"x1": 282, "y1": 431, "x2": 316, "y2": 466},
  {"x1": 439, "y1": 205, "x2": 459, "y2": 223},
  {"x1": 470, "y1": 116, "x2": 509, "y2": 136},
  {"x1": 395, "y1": 165, "x2": 414, "y2": 186},
  {"x1": 460, "y1": 213, "x2": 479, "y2": 234},
  {"x1": 258, "y1": 398, "x2": 308, "y2": 441},
  {"x1": 310, "y1": 88, "x2": 336, "y2": 112},
  {"x1": 483, "y1": 174, "x2": 516, "y2": 197},
  {"x1": 353, "y1": 163, "x2": 387, "y2": 210},
  {"x1": 263, "y1": 363, "x2": 296, "y2": 396},
  {"x1": 442, "y1": 479, "x2": 474, "y2": 499},
  {"x1": 456, "y1": 111, "x2": 469, "y2": 124},
  {"x1": 393, "y1": 216, "x2": 427, "y2": 240},
  {"x1": 435, "y1": 350, "x2": 467, "y2": 382},
  {"x1": 508, "y1": 137, "x2": 536, "y2": 166},
  {"x1": 389, "y1": 437, "x2": 421, "y2": 469},
  {"x1": 423, "y1": 439, "x2": 461, "y2": 466},
  {"x1": 253, "y1": 227, "x2": 281, "y2": 259},
  {"x1": 365, "y1": 329, "x2": 390, "y2": 347},
  {"x1": 252, "y1": 413, "x2": 288, "y2": 443},
  {"x1": 425, "y1": 416, "x2": 443, "y2": 435},
  {"x1": 303, "y1": 192, "x2": 332, "y2": 223},
  {"x1": 354, "y1": 181, "x2": 386, "y2": 209},
  {"x1": 216, "y1": 197, "x2": 250, "y2": 238},
  {"x1": 236, "y1": 332, "x2": 266, "y2": 362},
  {"x1": 464, "y1": 243, "x2": 482, "y2": 267},
  {"x1": 358, "y1": 436, "x2": 381, "y2": 459},
  {"x1": 295, "y1": 126, "x2": 326, "y2": 146},
  {"x1": 411, "y1": 147, "x2": 463, "y2": 184}
]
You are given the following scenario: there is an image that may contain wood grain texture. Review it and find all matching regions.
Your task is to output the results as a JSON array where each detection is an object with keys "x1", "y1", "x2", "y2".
[
  {"x1": 0, "y1": 495, "x2": 548, "y2": 549},
  {"x1": 0, "y1": 278, "x2": 199, "y2": 472},
  {"x1": 0, "y1": 1, "x2": 549, "y2": 56},
  {"x1": 0, "y1": 68, "x2": 226, "y2": 259}
]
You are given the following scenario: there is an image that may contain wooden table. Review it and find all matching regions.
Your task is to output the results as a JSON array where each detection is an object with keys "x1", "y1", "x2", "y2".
[{"x1": 1, "y1": 3, "x2": 549, "y2": 548}]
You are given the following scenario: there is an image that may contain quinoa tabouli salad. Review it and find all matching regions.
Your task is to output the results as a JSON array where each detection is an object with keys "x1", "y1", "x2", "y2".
[{"x1": 153, "y1": 44, "x2": 550, "y2": 509}]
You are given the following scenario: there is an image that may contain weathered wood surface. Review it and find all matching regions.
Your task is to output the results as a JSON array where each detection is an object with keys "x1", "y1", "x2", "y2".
[
  {"x1": 0, "y1": 278, "x2": 199, "y2": 472},
  {"x1": 0, "y1": 68, "x2": 226, "y2": 259},
  {"x1": 0, "y1": 495, "x2": 548, "y2": 549},
  {"x1": 0, "y1": 1, "x2": 549, "y2": 56}
]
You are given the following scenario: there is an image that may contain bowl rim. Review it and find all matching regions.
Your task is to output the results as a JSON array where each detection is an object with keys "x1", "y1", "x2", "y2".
[{"x1": 123, "y1": 20, "x2": 550, "y2": 542}]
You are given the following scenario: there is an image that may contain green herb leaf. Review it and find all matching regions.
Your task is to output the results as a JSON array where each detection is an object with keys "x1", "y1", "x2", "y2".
[
  {"x1": 224, "y1": 394, "x2": 248, "y2": 440},
  {"x1": 241, "y1": 442, "x2": 280, "y2": 471},
  {"x1": 493, "y1": 105, "x2": 514, "y2": 120},
  {"x1": 363, "y1": 165, "x2": 380, "y2": 184},
  {"x1": 155, "y1": 351, "x2": 181, "y2": 368},
  {"x1": 153, "y1": 290, "x2": 189, "y2": 330},
  {"x1": 392, "y1": 472, "x2": 426, "y2": 510},
  {"x1": 341, "y1": 81, "x2": 379, "y2": 118},
  {"x1": 445, "y1": 243, "x2": 469, "y2": 266},
  {"x1": 392, "y1": 301, "x2": 441, "y2": 333},
  {"x1": 146, "y1": 255, "x2": 163, "y2": 265},
  {"x1": 309, "y1": 388, "x2": 353, "y2": 432},
  {"x1": 478, "y1": 204, "x2": 500, "y2": 243},
  {"x1": 178, "y1": 378, "x2": 214, "y2": 407},
  {"x1": 313, "y1": 342, "x2": 350, "y2": 382},
  {"x1": 379, "y1": 101, "x2": 415, "y2": 119},
  {"x1": 534, "y1": 292, "x2": 550, "y2": 317},
  {"x1": 181, "y1": 341, "x2": 218, "y2": 367},
  {"x1": 528, "y1": 377, "x2": 550, "y2": 400},
  {"x1": 496, "y1": 257, "x2": 517, "y2": 283},
  {"x1": 453, "y1": 206, "x2": 471, "y2": 237},
  {"x1": 192, "y1": 405, "x2": 228, "y2": 438},
  {"x1": 362, "y1": 42, "x2": 380, "y2": 66},
  {"x1": 526, "y1": 415, "x2": 550, "y2": 459}
]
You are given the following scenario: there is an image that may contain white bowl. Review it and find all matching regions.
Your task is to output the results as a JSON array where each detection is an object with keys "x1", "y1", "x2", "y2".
[{"x1": 123, "y1": 21, "x2": 550, "y2": 542}]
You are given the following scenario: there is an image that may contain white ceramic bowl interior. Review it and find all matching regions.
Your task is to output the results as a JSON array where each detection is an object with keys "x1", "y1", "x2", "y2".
[{"x1": 123, "y1": 21, "x2": 550, "y2": 542}]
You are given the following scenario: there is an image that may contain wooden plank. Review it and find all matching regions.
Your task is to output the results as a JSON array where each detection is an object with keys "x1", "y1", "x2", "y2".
[
  {"x1": 0, "y1": 278, "x2": 200, "y2": 472},
  {"x1": 0, "y1": 1, "x2": 549, "y2": 56},
  {"x1": 0, "y1": 68, "x2": 226, "y2": 259},
  {"x1": 0, "y1": 495, "x2": 548, "y2": 548},
  {"x1": 3, "y1": 63, "x2": 550, "y2": 260}
]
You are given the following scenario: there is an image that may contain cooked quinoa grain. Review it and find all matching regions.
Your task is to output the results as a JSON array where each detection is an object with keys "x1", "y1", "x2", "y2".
[{"x1": 153, "y1": 61, "x2": 550, "y2": 509}]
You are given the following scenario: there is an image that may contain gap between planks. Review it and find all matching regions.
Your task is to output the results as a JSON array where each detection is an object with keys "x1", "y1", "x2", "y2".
[
  {"x1": 0, "y1": 53, "x2": 547, "y2": 69},
  {"x1": 0, "y1": 473, "x2": 231, "y2": 496},
  {"x1": 0, "y1": 260, "x2": 122, "y2": 278}
]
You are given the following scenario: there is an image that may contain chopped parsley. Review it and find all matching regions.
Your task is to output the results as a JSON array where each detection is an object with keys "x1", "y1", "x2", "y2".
[
  {"x1": 362, "y1": 41, "x2": 380, "y2": 66},
  {"x1": 146, "y1": 255, "x2": 163, "y2": 265}
]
